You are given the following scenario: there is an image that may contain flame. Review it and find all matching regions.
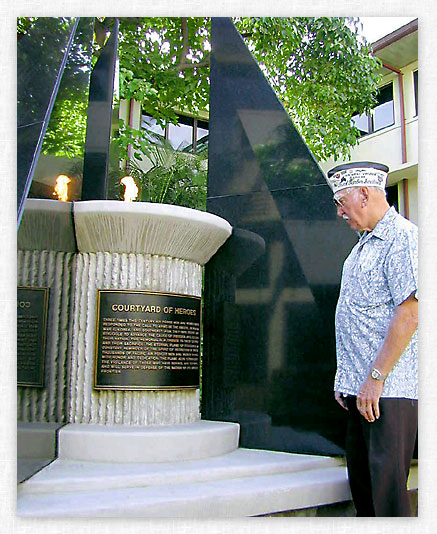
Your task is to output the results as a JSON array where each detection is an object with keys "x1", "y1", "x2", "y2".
[
  {"x1": 120, "y1": 176, "x2": 138, "y2": 202},
  {"x1": 53, "y1": 174, "x2": 71, "y2": 202}
]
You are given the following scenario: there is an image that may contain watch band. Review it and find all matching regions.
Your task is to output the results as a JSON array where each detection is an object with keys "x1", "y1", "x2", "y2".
[{"x1": 371, "y1": 367, "x2": 387, "y2": 381}]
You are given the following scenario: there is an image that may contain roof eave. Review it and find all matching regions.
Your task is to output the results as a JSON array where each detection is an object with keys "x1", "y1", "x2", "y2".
[{"x1": 371, "y1": 18, "x2": 418, "y2": 52}]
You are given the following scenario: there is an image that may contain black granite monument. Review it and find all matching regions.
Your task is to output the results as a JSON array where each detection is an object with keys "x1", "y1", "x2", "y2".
[
  {"x1": 17, "y1": 18, "x2": 80, "y2": 223},
  {"x1": 203, "y1": 18, "x2": 358, "y2": 455}
]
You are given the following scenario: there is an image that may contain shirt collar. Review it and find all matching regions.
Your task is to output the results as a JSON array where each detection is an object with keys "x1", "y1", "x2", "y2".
[{"x1": 361, "y1": 206, "x2": 397, "y2": 243}]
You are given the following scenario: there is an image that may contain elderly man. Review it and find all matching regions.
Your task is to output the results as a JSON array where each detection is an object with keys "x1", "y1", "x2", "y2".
[{"x1": 326, "y1": 162, "x2": 418, "y2": 517}]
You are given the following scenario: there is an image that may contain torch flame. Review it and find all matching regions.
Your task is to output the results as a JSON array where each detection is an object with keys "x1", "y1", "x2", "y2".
[
  {"x1": 120, "y1": 176, "x2": 138, "y2": 202},
  {"x1": 53, "y1": 174, "x2": 71, "y2": 202}
]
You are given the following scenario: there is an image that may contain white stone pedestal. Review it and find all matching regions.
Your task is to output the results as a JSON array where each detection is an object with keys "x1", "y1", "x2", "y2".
[
  {"x1": 18, "y1": 199, "x2": 232, "y2": 473},
  {"x1": 17, "y1": 199, "x2": 76, "y2": 423},
  {"x1": 68, "y1": 200, "x2": 232, "y2": 426}
]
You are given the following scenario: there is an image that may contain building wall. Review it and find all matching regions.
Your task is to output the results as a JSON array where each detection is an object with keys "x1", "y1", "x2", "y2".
[{"x1": 319, "y1": 59, "x2": 418, "y2": 225}]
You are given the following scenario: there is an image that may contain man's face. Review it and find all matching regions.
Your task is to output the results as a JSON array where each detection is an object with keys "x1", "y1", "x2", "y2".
[{"x1": 333, "y1": 188, "x2": 365, "y2": 231}]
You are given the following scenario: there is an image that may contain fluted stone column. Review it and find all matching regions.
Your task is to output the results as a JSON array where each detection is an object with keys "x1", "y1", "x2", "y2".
[
  {"x1": 68, "y1": 200, "x2": 232, "y2": 426},
  {"x1": 17, "y1": 200, "x2": 77, "y2": 423}
]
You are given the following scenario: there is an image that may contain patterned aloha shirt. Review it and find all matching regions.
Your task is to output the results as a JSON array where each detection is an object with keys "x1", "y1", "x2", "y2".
[{"x1": 334, "y1": 206, "x2": 418, "y2": 399}]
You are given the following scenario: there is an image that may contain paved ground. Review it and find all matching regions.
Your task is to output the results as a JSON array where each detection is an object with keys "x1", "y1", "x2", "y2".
[{"x1": 261, "y1": 489, "x2": 418, "y2": 517}]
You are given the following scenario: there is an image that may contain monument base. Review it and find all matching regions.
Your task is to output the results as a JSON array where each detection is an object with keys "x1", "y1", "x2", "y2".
[
  {"x1": 17, "y1": 422, "x2": 65, "y2": 483},
  {"x1": 17, "y1": 419, "x2": 355, "y2": 517},
  {"x1": 57, "y1": 420, "x2": 240, "y2": 463},
  {"x1": 17, "y1": 420, "x2": 418, "y2": 517}
]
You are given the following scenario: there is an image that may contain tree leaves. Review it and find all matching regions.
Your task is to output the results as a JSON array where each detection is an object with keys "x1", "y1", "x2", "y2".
[
  {"x1": 116, "y1": 17, "x2": 380, "y2": 162},
  {"x1": 126, "y1": 145, "x2": 208, "y2": 210},
  {"x1": 20, "y1": 17, "x2": 381, "y2": 166},
  {"x1": 235, "y1": 17, "x2": 381, "y2": 161}
]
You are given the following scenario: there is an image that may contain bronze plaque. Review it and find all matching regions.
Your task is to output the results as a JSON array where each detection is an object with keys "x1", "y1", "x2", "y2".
[
  {"x1": 94, "y1": 289, "x2": 201, "y2": 390},
  {"x1": 17, "y1": 287, "x2": 49, "y2": 387}
]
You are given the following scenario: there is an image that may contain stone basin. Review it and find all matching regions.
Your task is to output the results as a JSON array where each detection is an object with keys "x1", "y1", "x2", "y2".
[
  {"x1": 18, "y1": 199, "x2": 76, "y2": 252},
  {"x1": 73, "y1": 200, "x2": 233, "y2": 264}
]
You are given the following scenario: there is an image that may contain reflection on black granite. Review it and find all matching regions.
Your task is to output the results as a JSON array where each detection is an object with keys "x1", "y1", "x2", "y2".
[
  {"x1": 27, "y1": 18, "x2": 95, "y2": 204},
  {"x1": 203, "y1": 18, "x2": 358, "y2": 455},
  {"x1": 28, "y1": 18, "x2": 95, "y2": 203},
  {"x1": 81, "y1": 19, "x2": 119, "y2": 200},
  {"x1": 17, "y1": 17, "x2": 78, "y2": 222},
  {"x1": 17, "y1": 19, "x2": 94, "y2": 479}
]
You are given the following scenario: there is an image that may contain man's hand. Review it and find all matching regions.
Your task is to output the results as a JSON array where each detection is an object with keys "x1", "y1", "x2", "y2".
[
  {"x1": 356, "y1": 377, "x2": 384, "y2": 422},
  {"x1": 355, "y1": 292, "x2": 417, "y2": 423},
  {"x1": 334, "y1": 391, "x2": 348, "y2": 410}
]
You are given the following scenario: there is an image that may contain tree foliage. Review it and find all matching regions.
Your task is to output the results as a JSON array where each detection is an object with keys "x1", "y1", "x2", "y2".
[
  {"x1": 17, "y1": 17, "x2": 39, "y2": 39},
  {"x1": 118, "y1": 17, "x2": 211, "y2": 127},
  {"x1": 236, "y1": 17, "x2": 381, "y2": 160},
  {"x1": 116, "y1": 16, "x2": 381, "y2": 161},
  {"x1": 127, "y1": 145, "x2": 208, "y2": 209},
  {"x1": 18, "y1": 16, "x2": 381, "y2": 164}
]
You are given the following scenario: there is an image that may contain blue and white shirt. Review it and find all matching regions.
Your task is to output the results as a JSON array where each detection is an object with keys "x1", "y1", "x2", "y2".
[{"x1": 334, "y1": 207, "x2": 418, "y2": 399}]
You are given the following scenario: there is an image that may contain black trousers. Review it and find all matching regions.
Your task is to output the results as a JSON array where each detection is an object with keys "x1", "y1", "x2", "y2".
[{"x1": 345, "y1": 396, "x2": 418, "y2": 517}]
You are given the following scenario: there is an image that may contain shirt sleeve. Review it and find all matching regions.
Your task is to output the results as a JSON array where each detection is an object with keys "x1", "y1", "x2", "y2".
[{"x1": 384, "y1": 226, "x2": 418, "y2": 307}]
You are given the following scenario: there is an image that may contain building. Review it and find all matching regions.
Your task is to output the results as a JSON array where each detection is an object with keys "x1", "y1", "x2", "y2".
[{"x1": 319, "y1": 19, "x2": 419, "y2": 224}]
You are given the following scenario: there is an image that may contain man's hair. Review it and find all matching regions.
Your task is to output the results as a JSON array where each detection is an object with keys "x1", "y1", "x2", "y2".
[
  {"x1": 336, "y1": 186, "x2": 387, "y2": 199},
  {"x1": 369, "y1": 186, "x2": 387, "y2": 198}
]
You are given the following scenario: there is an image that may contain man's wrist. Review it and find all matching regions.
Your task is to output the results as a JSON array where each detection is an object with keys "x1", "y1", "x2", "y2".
[{"x1": 370, "y1": 367, "x2": 387, "y2": 381}]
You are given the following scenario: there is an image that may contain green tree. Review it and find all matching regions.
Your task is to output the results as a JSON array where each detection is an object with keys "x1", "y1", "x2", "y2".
[
  {"x1": 18, "y1": 17, "x2": 381, "y2": 166},
  {"x1": 236, "y1": 17, "x2": 381, "y2": 161},
  {"x1": 17, "y1": 17, "x2": 38, "y2": 38},
  {"x1": 127, "y1": 144, "x2": 208, "y2": 210},
  {"x1": 116, "y1": 17, "x2": 381, "y2": 162}
]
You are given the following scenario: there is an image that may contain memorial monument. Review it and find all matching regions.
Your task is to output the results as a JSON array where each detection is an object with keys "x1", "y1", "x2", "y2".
[
  {"x1": 17, "y1": 17, "x2": 418, "y2": 517},
  {"x1": 203, "y1": 18, "x2": 357, "y2": 455},
  {"x1": 16, "y1": 16, "x2": 233, "y2": 475}
]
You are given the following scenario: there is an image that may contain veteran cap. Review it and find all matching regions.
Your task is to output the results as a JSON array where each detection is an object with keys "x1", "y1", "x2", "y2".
[{"x1": 326, "y1": 161, "x2": 389, "y2": 195}]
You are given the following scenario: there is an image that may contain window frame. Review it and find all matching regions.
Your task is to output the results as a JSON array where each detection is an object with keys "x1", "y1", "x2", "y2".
[
  {"x1": 141, "y1": 112, "x2": 209, "y2": 153},
  {"x1": 413, "y1": 70, "x2": 418, "y2": 117},
  {"x1": 351, "y1": 81, "x2": 395, "y2": 137}
]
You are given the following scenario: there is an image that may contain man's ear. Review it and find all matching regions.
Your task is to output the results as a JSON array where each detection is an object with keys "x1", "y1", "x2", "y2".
[{"x1": 360, "y1": 186, "x2": 369, "y2": 207}]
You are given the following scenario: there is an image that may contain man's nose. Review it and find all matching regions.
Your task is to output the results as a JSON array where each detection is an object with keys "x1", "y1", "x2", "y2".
[{"x1": 336, "y1": 205, "x2": 344, "y2": 217}]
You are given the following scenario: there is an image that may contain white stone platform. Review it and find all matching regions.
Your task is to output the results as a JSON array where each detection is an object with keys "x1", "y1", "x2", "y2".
[
  {"x1": 17, "y1": 422, "x2": 418, "y2": 518},
  {"x1": 17, "y1": 420, "x2": 355, "y2": 517},
  {"x1": 17, "y1": 450, "x2": 352, "y2": 517}
]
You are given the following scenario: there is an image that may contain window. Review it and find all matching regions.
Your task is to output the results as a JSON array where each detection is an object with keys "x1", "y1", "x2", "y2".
[
  {"x1": 351, "y1": 82, "x2": 395, "y2": 137},
  {"x1": 140, "y1": 115, "x2": 166, "y2": 143},
  {"x1": 373, "y1": 83, "x2": 395, "y2": 131},
  {"x1": 351, "y1": 111, "x2": 371, "y2": 136},
  {"x1": 413, "y1": 70, "x2": 418, "y2": 116},
  {"x1": 168, "y1": 117, "x2": 193, "y2": 150},
  {"x1": 141, "y1": 113, "x2": 208, "y2": 153},
  {"x1": 386, "y1": 184, "x2": 399, "y2": 212}
]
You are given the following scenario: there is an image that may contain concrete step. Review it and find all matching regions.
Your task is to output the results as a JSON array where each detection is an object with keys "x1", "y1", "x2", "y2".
[
  {"x1": 18, "y1": 447, "x2": 345, "y2": 494},
  {"x1": 17, "y1": 421, "x2": 418, "y2": 517},
  {"x1": 17, "y1": 461, "x2": 351, "y2": 517},
  {"x1": 17, "y1": 422, "x2": 62, "y2": 459}
]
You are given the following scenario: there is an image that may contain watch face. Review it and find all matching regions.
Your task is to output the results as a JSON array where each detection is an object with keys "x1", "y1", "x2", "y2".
[{"x1": 371, "y1": 369, "x2": 380, "y2": 379}]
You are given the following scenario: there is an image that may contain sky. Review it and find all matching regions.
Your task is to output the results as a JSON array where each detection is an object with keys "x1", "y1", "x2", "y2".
[{"x1": 358, "y1": 16, "x2": 417, "y2": 43}]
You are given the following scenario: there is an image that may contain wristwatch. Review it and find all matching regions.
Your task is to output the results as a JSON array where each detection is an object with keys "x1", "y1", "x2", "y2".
[{"x1": 371, "y1": 367, "x2": 387, "y2": 381}]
